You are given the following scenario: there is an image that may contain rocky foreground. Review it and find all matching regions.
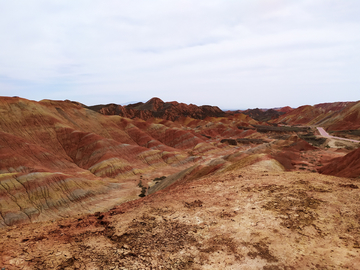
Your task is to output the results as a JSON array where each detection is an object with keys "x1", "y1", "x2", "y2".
[{"x1": 1, "y1": 165, "x2": 360, "y2": 269}]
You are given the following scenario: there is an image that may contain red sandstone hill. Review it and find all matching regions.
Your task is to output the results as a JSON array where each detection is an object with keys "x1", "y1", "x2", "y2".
[
  {"x1": 228, "y1": 106, "x2": 293, "y2": 122},
  {"x1": 0, "y1": 96, "x2": 262, "y2": 227},
  {"x1": 276, "y1": 106, "x2": 293, "y2": 113},
  {"x1": 318, "y1": 146, "x2": 360, "y2": 178},
  {"x1": 241, "y1": 108, "x2": 286, "y2": 122},
  {"x1": 88, "y1": 97, "x2": 225, "y2": 121},
  {"x1": 0, "y1": 97, "x2": 212, "y2": 226},
  {"x1": 1, "y1": 95, "x2": 358, "y2": 231},
  {"x1": 272, "y1": 101, "x2": 360, "y2": 130}
]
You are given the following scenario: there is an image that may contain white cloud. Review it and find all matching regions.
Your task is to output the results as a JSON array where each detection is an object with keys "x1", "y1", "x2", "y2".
[{"x1": 0, "y1": 0, "x2": 359, "y2": 109}]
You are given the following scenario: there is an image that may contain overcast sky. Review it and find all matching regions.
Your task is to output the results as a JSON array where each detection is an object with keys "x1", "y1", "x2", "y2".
[{"x1": 0, "y1": 0, "x2": 359, "y2": 109}]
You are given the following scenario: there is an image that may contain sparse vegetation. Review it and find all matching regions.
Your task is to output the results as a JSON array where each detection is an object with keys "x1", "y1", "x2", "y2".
[
  {"x1": 152, "y1": 176, "x2": 166, "y2": 186},
  {"x1": 138, "y1": 180, "x2": 147, "y2": 197},
  {"x1": 253, "y1": 125, "x2": 311, "y2": 133},
  {"x1": 329, "y1": 129, "x2": 360, "y2": 140},
  {"x1": 220, "y1": 138, "x2": 237, "y2": 145},
  {"x1": 299, "y1": 133, "x2": 327, "y2": 147},
  {"x1": 153, "y1": 176, "x2": 166, "y2": 181},
  {"x1": 236, "y1": 138, "x2": 266, "y2": 144}
]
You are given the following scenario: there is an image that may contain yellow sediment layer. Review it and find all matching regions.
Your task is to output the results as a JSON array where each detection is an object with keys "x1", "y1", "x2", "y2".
[
  {"x1": 246, "y1": 159, "x2": 285, "y2": 172},
  {"x1": 0, "y1": 172, "x2": 107, "y2": 226},
  {"x1": 223, "y1": 154, "x2": 268, "y2": 172},
  {"x1": 137, "y1": 150, "x2": 166, "y2": 167}
]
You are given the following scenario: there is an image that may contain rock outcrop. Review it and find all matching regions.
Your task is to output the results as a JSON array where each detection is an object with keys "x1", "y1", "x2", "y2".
[
  {"x1": 88, "y1": 97, "x2": 225, "y2": 121},
  {"x1": 241, "y1": 108, "x2": 286, "y2": 122}
]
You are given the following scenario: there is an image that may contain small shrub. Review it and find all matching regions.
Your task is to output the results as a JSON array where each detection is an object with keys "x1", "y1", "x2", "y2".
[
  {"x1": 153, "y1": 176, "x2": 166, "y2": 181},
  {"x1": 139, "y1": 187, "x2": 147, "y2": 197}
]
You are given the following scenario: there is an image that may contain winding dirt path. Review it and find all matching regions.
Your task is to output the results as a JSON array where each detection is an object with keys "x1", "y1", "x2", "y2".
[{"x1": 316, "y1": 127, "x2": 360, "y2": 143}]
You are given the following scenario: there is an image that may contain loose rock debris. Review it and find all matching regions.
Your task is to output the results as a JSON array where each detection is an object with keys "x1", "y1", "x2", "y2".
[{"x1": 1, "y1": 170, "x2": 360, "y2": 269}]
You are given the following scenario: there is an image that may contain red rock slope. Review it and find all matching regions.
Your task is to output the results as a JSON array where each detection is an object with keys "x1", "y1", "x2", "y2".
[
  {"x1": 0, "y1": 97, "x2": 225, "y2": 226},
  {"x1": 0, "y1": 96, "x2": 260, "y2": 227},
  {"x1": 273, "y1": 101, "x2": 360, "y2": 130},
  {"x1": 318, "y1": 146, "x2": 360, "y2": 178}
]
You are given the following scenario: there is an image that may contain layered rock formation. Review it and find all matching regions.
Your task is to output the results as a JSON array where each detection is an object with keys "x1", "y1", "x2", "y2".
[
  {"x1": 241, "y1": 108, "x2": 286, "y2": 122},
  {"x1": 1, "y1": 96, "x2": 360, "y2": 269},
  {"x1": 0, "y1": 96, "x2": 261, "y2": 227},
  {"x1": 272, "y1": 101, "x2": 360, "y2": 130},
  {"x1": 88, "y1": 97, "x2": 225, "y2": 121},
  {"x1": 0, "y1": 97, "x2": 227, "y2": 226}
]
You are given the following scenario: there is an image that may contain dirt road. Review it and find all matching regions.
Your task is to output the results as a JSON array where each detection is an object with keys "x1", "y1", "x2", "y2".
[{"x1": 316, "y1": 127, "x2": 360, "y2": 143}]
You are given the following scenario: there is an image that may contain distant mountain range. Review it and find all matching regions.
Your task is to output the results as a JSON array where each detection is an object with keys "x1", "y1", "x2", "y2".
[
  {"x1": 272, "y1": 101, "x2": 360, "y2": 130},
  {"x1": 88, "y1": 97, "x2": 225, "y2": 121},
  {"x1": 88, "y1": 97, "x2": 360, "y2": 131}
]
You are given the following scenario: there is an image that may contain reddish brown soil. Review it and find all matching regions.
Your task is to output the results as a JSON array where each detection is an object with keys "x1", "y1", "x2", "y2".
[
  {"x1": 276, "y1": 106, "x2": 293, "y2": 113},
  {"x1": 318, "y1": 146, "x2": 360, "y2": 178},
  {"x1": 1, "y1": 168, "x2": 360, "y2": 269}
]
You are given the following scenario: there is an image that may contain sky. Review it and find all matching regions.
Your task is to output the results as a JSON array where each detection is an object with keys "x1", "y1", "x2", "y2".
[{"x1": 0, "y1": 0, "x2": 359, "y2": 110}]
